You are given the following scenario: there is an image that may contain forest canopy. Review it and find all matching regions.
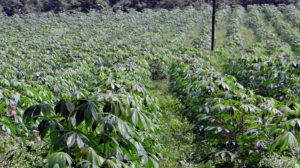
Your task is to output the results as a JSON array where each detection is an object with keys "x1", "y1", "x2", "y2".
[{"x1": 0, "y1": 0, "x2": 299, "y2": 15}]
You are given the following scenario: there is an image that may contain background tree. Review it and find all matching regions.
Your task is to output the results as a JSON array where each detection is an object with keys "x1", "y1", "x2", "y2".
[{"x1": 0, "y1": 0, "x2": 298, "y2": 15}]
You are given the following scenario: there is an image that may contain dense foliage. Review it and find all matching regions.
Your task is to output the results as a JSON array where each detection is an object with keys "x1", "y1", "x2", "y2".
[
  {"x1": 0, "y1": 0, "x2": 298, "y2": 15},
  {"x1": 170, "y1": 51, "x2": 300, "y2": 166},
  {"x1": 263, "y1": 4, "x2": 300, "y2": 54},
  {"x1": 0, "y1": 6, "x2": 210, "y2": 167},
  {"x1": 0, "y1": 3, "x2": 300, "y2": 168},
  {"x1": 226, "y1": 6, "x2": 245, "y2": 48},
  {"x1": 246, "y1": 5, "x2": 292, "y2": 54},
  {"x1": 226, "y1": 55, "x2": 300, "y2": 102}
]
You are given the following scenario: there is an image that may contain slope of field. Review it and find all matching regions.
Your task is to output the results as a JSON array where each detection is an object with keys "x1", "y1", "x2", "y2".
[{"x1": 0, "y1": 4, "x2": 300, "y2": 168}]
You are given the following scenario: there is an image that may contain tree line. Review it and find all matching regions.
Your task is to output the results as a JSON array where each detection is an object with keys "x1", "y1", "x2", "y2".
[{"x1": 0, "y1": 0, "x2": 298, "y2": 15}]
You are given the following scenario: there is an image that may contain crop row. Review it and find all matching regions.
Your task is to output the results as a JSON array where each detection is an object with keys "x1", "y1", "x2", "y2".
[
  {"x1": 225, "y1": 54, "x2": 300, "y2": 102},
  {"x1": 190, "y1": 5, "x2": 212, "y2": 49},
  {"x1": 0, "y1": 9, "x2": 206, "y2": 167},
  {"x1": 170, "y1": 54, "x2": 300, "y2": 166},
  {"x1": 1, "y1": 53, "x2": 161, "y2": 167},
  {"x1": 0, "y1": 6, "x2": 222, "y2": 167},
  {"x1": 246, "y1": 5, "x2": 292, "y2": 54},
  {"x1": 216, "y1": 5, "x2": 231, "y2": 29},
  {"x1": 226, "y1": 6, "x2": 246, "y2": 49},
  {"x1": 278, "y1": 4, "x2": 300, "y2": 28},
  {"x1": 263, "y1": 4, "x2": 300, "y2": 54}
]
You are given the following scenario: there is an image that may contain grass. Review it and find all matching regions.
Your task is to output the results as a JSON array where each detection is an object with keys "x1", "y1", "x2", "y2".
[
  {"x1": 149, "y1": 80, "x2": 212, "y2": 168},
  {"x1": 184, "y1": 26, "x2": 203, "y2": 48},
  {"x1": 241, "y1": 26, "x2": 257, "y2": 48},
  {"x1": 215, "y1": 18, "x2": 229, "y2": 48}
]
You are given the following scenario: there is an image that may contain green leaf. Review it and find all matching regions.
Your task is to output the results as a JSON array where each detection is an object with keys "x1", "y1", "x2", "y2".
[
  {"x1": 272, "y1": 132, "x2": 299, "y2": 153},
  {"x1": 74, "y1": 101, "x2": 99, "y2": 126},
  {"x1": 81, "y1": 147, "x2": 104, "y2": 166},
  {"x1": 47, "y1": 152, "x2": 72, "y2": 168},
  {"x1": 38, "y1": 119, "x2": 50, "y2": 139},
  {"x1": 150, "y1": 157, "x2": 159, "y2": 168},
  {"x1": 23, "y1": 105, "x2": 42, "y2": 123},
  {"x1": 101, "y1": 159, "x2": 118, "y2": 168},
  {"x1": 67, "y1": 133, "x2": 76, "y2": 148},
  {"x1": 23, "y1": 104, "x2": 51, "y2": 123},
  {"x1": 131, "y1": 108, "x2": 138, "y2": 126},
  {"x1": 55, "y1": 100, "x2": 74, "y2": 119},
  {"x1": 117, "y1": 119, "x2": 129, "y2": 139},
  {"x1": 42, "y1": 104, "x2": 51, "y2": 114},
  {"x1": 54, "y1": 134, "x2": 66, "y2": 148},
  {"x1": 77, "y1": 135, "x2": 85, "y2": 148},
  {"x1": 138, "y1": 113, "x2": 148, "y2": 131}
]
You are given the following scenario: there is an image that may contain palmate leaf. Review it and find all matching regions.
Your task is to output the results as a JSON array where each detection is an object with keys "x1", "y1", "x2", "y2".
[
  {"x1": 77, "y1": 135, "x2": 85, "y2": 148},
  {"x1": 138, "y1": 114, "x2": 147, "y2": 131},
  {"x1": 55, "y1": 100, "x2": 74, "y2": 119},
  {"x1": 66, "y1": 133, "x2": 76, "y2": 148},
  {"x1": 54, "y1": 134, "x2": 67, "y2": 148},
  {"x1": 214, "y1": 150, "x2": 236, "y2": 161},
  {"x1": 271, "y1": 132, "x2": 299, "y2": 153},
  {"x1": 76, "y1": 160, "x2": 93, "y2": 168},
  {"x1": 131, "y1": 108, "x2": 138, "y2": 126},
  {"x1": 65, "y1": 132, "x2": 88, "y2": 148},
  {"x1": 130, "y1": 108, "x2": 155, "y2": 131},
  {"x1": 120, "y1": 162, "x2": 130, "y2": 168},
  {"x1": 38, "y1": 118, "x2": 65, "y2": 140},
  {"x1": 118, "y1": 119, "x2": 130, "y2": 139},
  {"x1": 139, "y1": 114, "x2": 147, "y2": 131},
  {"x1": 215, "y1": 80, "x2": 230, "y2": 90},
  {"x1": 212, "y1": 104, "x2": 225, "y2": 113},
  {"x1": 289, "y1": 102, "x2": 300, "y2": 111},
  {"x1": 149, "y1": 157, "x2": 159, "y2": 168},
  {"x1": 103, "y1": 99, "x2": 124, "y2": 116},
  {"x1": 83, "y1": 147, "x2": 105, "y2": 166},
  {"x1": 23, "y1": 105, "x2": 41, "y2": 123},
  {"x1": 286, "y1": 119, "x2": 300, "y2": 130},
  {"x1": 100, "y1": 115, "x2": 150, "y2": 161},
  {"x1": 72, "y1": 100, "x2": 99, "y2": 127},
  {"x1": 23, "y1": 104, "x2": 51, "y2": 123},
  {"x1": 116, "y1": 117, "x2": 134, "y2": 139},
  {"x1": 0, "y1": 90, "x2": 3, "y2": 99},
  {"x1": 76, "y1": 147, "x2": 105, "y2": 168},
  {"x1": 241, "y1": 104, "x2": 257, "y2": 113},
  {"x1": 131, "y1": 140, "x2": 146, "y2": 157},
  {"x1": 101, "y1": 115, "x2": 135, "y2": 140},
  {"x1": 38, "y1": 119, "x2": 50, "y2": 139},
  {"x1": 141, "y1": 155, "x2": 159, "y2": 168},
  {"x1": 142, "y1": 112, "x2": 156, "y2": 132},
  {"x1": 1, "y1": 123, "x2": 12, "y2": 135},
  {"x1": 101, "y1": 115, "x2": 117, "y2": 132},
  {"x1": 101, "y1": 159, "x2": 118, "y2": 168},
  {"x1": 47, "y1": 152, "x2": 72, "y2": 168}
]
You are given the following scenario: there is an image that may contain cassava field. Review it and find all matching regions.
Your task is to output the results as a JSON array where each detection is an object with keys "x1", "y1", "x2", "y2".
[{"x1": 0, "y1": 3, "x2": 300, "y2": 168}]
